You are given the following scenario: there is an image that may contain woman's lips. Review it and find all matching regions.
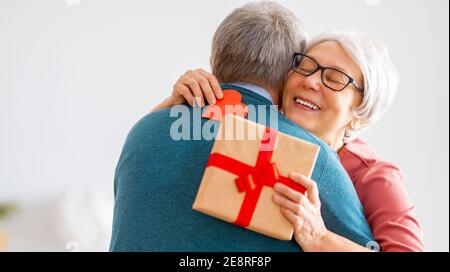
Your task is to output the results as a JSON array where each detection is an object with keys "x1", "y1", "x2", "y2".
[
  {"x1": 294, "y1": 102, "x2": 318, "y2": 112},
  {"x1": 293, "y1": 97, "x2": 321, "y2": 112}
]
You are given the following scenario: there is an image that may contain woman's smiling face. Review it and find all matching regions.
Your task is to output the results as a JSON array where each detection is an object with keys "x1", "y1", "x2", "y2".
[{"x1": 282, "y1": 41, "x2": 364, "y2": 149}]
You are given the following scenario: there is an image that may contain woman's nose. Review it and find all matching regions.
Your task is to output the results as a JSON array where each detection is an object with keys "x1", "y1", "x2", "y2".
[{"x1": 302, "y1": 70, "x2": 322, "y2": 92}]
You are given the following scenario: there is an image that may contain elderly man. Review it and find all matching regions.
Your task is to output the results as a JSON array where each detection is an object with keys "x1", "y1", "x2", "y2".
[{"x1": 110, "y1": 1, "x2": 373, "y2": 251}]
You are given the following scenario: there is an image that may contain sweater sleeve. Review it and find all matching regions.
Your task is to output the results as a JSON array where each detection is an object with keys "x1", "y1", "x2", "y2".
[{"x1": 355, "y1": 162, "x2": 426, "y2": 252}]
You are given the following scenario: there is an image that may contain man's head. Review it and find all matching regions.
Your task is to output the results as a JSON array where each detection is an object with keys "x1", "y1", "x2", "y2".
[{"x1": 210, "y1": 1, "x2": 306, "y2": 102}]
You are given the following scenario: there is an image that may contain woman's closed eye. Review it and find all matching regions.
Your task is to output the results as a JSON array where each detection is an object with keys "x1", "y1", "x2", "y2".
[{"x1": 325, "y1": 70, "x2": 348, "y2": 85}]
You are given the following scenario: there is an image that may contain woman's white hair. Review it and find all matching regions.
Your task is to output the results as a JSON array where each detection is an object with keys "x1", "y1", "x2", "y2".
[{"x1": 306, "y1": 31, "x2": 399, "y2": 142}]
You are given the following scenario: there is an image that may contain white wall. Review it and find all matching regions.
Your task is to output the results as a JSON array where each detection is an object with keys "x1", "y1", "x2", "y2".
[{"x1": 0, "y1": 0, "x2": 448, "y2": 251}]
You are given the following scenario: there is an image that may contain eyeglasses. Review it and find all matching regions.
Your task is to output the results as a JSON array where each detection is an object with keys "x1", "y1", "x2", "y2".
[{"x1": 291, "y1": 53, "x2": 364, "y2": 95}]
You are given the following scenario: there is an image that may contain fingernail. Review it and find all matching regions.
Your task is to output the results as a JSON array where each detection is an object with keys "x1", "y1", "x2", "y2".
[
  {"x1": 211, "y1": 98, "x2": 216, "y2": 104},
  {"x1": 294, "y1": 173, "x2": 305, "y2": 178},
  {"x1": 272, "y1": 194, "x2": 278, "y2": 202}
]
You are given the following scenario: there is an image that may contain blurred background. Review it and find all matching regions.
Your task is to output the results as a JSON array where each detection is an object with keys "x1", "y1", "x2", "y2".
[{"x1": 0, "y1": 0, "x2": 448, "y2": 251}]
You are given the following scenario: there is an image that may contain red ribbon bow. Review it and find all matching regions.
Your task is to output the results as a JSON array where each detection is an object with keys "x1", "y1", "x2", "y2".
[{"x1": 206, "y1": 127, "x2": 306, "y2": 227}]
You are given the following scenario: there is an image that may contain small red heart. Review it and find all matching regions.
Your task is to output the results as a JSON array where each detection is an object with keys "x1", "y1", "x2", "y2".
[{"x1": 202, "y1": 89, "x2": 248, "y2": 122}]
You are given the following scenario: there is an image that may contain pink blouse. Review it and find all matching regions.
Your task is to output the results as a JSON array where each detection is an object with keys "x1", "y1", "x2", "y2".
[{"x1": 338, "y1": 138, "x2": 425, "y2": 252}]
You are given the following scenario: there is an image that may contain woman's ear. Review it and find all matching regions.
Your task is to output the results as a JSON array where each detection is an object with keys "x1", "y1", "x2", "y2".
[
  {"x1": 344, "y1": 118, "x2": 367, "y2": 143},
  {"x1": 351, "y1": 118, "x2": 367, "y2": 131}
]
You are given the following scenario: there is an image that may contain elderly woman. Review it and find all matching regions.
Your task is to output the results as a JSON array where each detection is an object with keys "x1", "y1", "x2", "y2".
[{"x1": 153, "y1": 31, "x2": 425, "y2": 252}]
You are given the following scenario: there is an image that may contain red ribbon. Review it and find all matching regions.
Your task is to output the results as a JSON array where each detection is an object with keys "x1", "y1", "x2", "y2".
[{"x1": 206, "y1": 127, "x2": 306, "y2": 228}]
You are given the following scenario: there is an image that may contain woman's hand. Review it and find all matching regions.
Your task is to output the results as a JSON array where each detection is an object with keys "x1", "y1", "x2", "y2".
[
  {"x1": 171, "y1": 68, "x2": 223, "y2": 107},
  {"x1": 272, "y1": 173, "x2": 328, "y2": 251},
  {"x1": 151, "y1": 68, "x2": 223, "y2": 112},
  {"x1": 273, "y1": 173, "x2": 373, "y2": 252}
]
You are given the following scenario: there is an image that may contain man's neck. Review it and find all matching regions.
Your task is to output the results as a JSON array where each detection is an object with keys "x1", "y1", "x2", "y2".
[{"x1": 229, "y1": 82, "x2": 279, "y2": 104}]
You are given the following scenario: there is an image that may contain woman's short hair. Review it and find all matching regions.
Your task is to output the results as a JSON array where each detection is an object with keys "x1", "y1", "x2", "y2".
[
  {"x1": 306, "y1": 31, "x2": 399, "y2": 139},
  {"x1": 211, "y1": 1, "x2": 306, "y2": 93}
]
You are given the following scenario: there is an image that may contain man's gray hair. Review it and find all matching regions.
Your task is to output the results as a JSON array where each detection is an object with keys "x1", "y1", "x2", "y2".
[{"x1": 211, "y1": 1, "x2": 306, "y2": 94}]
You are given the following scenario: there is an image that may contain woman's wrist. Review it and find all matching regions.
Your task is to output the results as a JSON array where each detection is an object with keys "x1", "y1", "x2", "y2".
[
  {"x1": 164, "y1": 96, "x2": 176, "y2": 106},
  {"x1": 299, "y1": 229, "x2": 329, "y2": 252},
  {"x1": 151, "y1": 96, "x2": 176, "y2": 112},
  {"x1": 300, "y1": 229, "x2": 372, "y2": 252}
]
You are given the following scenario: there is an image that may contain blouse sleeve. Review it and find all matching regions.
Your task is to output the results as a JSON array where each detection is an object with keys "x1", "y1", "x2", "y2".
[{"x1": 355, "y1": 162, "x2": 426, "y2": 252}]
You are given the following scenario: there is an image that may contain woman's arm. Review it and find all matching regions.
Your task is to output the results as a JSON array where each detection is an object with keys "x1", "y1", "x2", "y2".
[
  {"x1": 151, "y1": 68, "x2": 223, "y2": 112},
  {"x1": 354, "y1": 163, "x2": 425, "y2": 252},
  {"x1": 272, "y1": 173, "x2": 372, "y2": 252},
  {"x1": 152, "y1": 96, "x2": 177, "y2": 112},
  {"x1": 302, "y1": 229, "x2": 372, "y2": 252}
]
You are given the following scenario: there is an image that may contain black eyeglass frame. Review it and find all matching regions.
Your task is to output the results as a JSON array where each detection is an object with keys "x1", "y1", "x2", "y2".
[{"x1": 291, "y1": 52, "x2": 364, "y2": 95}]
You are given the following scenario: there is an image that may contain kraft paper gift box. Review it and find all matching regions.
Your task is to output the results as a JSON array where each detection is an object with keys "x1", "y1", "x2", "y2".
[{"x1": 193, "y1": 114, "x2": 320, "y2": 240}]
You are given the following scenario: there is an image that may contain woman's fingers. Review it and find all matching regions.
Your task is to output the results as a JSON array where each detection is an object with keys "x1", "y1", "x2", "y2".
[
  {"x1": 183, "y1": 72, "x2": 204, "y2": 107},
  {"x1": 272, "y1": 193, "x2": 302, "y2": 215},
  {"x1": 173, "y1": 68, "x2": 223, "y2": 108},
  {"x1": 196, "y1": 68, "x2": 223, "y2": 99},
  {"x1": 289, "y1": 173, "x2": 320, "y2": 205},
  {"x1": 275, "y1": 194, "x2": 309, "y2": 232},
  {"x1": 280, "y1": 206, "x2": 303, "y2": 229},
  {"x1": 172, "y1": 76, "x2": 190, "y2": 105},
  {"x1": 274, "y1": 177, "x2": 328, "y2": 250},
  {"x1": 191, "y1": 70, "x2": 217, "y2": 106},
  {"x1": 177, "y1": 85, "x2": 194, "y2": 107},
  {"x1": 273, "y1": 183, "x2": 302, "y2": 203}
]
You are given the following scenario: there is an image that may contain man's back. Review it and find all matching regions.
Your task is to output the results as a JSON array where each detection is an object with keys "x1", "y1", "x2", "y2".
[{"x1": 110, "y1": 85, "x2": 373, "y2": 251}]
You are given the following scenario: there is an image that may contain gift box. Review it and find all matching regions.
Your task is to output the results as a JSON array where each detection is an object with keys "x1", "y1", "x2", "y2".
[{"x1": 193, "y1": 114, "x2": 320, "y2": 240}]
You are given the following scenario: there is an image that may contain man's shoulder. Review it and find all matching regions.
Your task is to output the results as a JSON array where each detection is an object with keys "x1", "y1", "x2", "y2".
[
  {"x1": 127, "y1": 108, "x2": 173, "y2": 138},
  {"x1": 124, "y1": 107, "x2": 191, "y2": 147},
  {"x1": 120, "y1": 106, "x2": 216, "y2": 160}
]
